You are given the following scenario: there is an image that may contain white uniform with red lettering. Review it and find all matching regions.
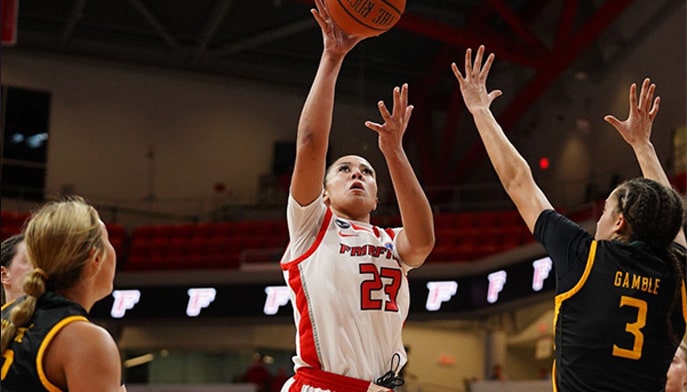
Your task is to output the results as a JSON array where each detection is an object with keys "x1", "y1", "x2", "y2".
[{"x1": 280, "y1": 194, "x2": 412, "y2": 387}]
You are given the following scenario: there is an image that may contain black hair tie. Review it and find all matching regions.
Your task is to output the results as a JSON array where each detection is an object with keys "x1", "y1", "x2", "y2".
[{"x1": 375, "y1": 353, "x2": 405, "y2": 389}]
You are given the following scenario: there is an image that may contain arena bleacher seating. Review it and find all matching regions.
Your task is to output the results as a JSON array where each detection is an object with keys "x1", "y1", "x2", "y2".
[
  {"x1": 1, "y1": 210, "x2": 127, "y2": 264},
  {"x1": 1, "y1": 210, "x2": 30, "y2": 242},
  {"x1": 1, "y1": 205, "x2": 604, "y2": 271}
]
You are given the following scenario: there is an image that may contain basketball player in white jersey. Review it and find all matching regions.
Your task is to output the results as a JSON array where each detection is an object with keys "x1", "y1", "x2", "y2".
[{"x1": 279, "y1": 1, "x2": 435, "y2": 391}]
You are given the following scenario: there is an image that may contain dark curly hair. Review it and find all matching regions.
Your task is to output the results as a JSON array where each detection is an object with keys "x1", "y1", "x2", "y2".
[{"x1": 614, "y1": 177, "x2": 686, "y2": 342}]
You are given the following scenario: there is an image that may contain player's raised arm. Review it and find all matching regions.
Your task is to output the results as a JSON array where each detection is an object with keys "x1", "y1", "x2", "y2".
[
  {"x1": 365, "y1": 84, "x2": 434, "y2": 267},
  {"x1": 451, "y1": 46, "x2": 552, "y2": 232},
  {"x1": 291, "y1": 0, "x2": 364, "y2": 206},
  {"x1": 603, "y1": 78, "x2": 685, "y2": 246}
]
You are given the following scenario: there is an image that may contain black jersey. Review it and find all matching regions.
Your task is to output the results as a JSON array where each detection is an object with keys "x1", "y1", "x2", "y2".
[
  {"x1": 1, "y1": 291, "x2": 89, "y2": 392},
  {"x1": 534, "y1": 209, "x2": 686, "y2": 392}
]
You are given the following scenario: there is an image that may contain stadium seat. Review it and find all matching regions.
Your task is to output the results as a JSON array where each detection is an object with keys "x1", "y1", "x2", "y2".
[
  {"x1": 499, "y1": 210, "x2": 523, "y2": 227},
  {"x1": 0, "y1": 211, "x2": 30, "y2": 241},
  {"x1": 105, "y1": 223, "x2": 127, "y2": 260}
]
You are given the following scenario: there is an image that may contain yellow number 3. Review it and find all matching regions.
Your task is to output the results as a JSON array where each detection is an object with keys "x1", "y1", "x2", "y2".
[
  {"x1": 1, "y1": 349, "x2": 14, "y2": 380},
  {"x1": 612, "y1": 295, "x2": 647, "y2": 360}
]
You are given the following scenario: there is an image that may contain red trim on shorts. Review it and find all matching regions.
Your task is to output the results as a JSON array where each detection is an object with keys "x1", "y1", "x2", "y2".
[{"x1": 293, "y1": 367, "x2": 375, "y2": 392}]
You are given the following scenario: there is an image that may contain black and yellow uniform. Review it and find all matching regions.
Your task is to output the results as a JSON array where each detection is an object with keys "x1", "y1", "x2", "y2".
[
  {"x1": 1, "y1": 291, "x2": 89, "y2": 392},
  {"x1": 535, "y1": 209, "x2": 687, "y2": 392}
]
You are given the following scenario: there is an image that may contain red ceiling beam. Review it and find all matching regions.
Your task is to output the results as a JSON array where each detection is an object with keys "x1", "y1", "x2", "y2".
[
  {"x1": 555, "y1": 0, "x2": 580, "y2": 48},
  {"x1": 487, "y1": 0, "x2": 550, "y2": 55},
  {"x1": 405, "y1": 45, "x2": 458, "y2": 185},
  {"x1": 445, "y1": 0, "x2": 634, "y2": 184},
  {"x1": 438, "y1": 87, "x2": 465, "y2": 178},
  {"x1": 408, "y1": 105, "x2": 436, "y2": 185},
  {"x1": 397, "y1": 13, "x2": 544, "y2": 69}
]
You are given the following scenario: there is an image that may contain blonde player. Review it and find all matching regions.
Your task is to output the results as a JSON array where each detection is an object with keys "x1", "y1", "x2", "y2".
[{"x1": 1, "y1": 197, "x2": 126, "y2": 391}]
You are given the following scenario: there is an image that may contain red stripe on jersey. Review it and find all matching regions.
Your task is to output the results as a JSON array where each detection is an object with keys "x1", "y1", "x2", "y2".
[
  {"x1": 281, "y1": 208, "x2": 334, "y2": 370},
  {"x1": 351, "y1": 222, "x2": 374, "y2": 234},
  {"x1": 384, "y1": 227, "x2": 396, "y2": 239},
  {"x1": 281, "y1": 209, "x2": 333, "y2": 270},
  {"x1": 288, "y1": 260, "x2": 321, "y2": 370}
]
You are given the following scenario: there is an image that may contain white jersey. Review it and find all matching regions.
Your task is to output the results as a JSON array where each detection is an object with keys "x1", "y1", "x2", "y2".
[{"x1": 280, "y1": 194, "x2": 412, "y2": 382}]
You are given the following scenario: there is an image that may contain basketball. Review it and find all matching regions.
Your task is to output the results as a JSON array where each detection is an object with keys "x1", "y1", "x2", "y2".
[{"x1": 325, "y1": 0, "x2": 406, "y2": 38}]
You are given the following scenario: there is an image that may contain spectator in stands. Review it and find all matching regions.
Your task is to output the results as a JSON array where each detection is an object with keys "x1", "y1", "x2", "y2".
[
  {"x1": 278, "y1": 1, "x2": 434, "y2": 390},
  {"x1": 243, "y1": 352, "x2": 272, "y2": 392},
  {"x1": 1, "y1": 234, "x2": 32, "y2": 306},
  {"x1": 667, "y1": 341, "x2": 687, "y2": 392},
  {"x1": 489, "y1": 364, "x2": 508, "y2": 381},
  {"x1": 453, "y1": 46, "x2": 685, "y2": 391},
  {"x1": 1, "y1": 196, "x2": 126, "y2": 391}
]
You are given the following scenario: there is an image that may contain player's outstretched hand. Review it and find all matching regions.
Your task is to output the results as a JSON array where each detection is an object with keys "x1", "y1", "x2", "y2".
[
  {"x1": 365, "y1": 83, "x2": 414, "y2": 155},
  {"x1": 603, "y1": 78, "x2": 660, "y2": 148},
  {"x1": 451, "y1": 45, "x2": 502, "y2": 114}
]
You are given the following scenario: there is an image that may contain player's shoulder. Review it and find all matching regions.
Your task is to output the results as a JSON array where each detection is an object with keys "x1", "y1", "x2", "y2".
[{"x1": 52, "y1": 319, "x2": 118, "y2": 359}]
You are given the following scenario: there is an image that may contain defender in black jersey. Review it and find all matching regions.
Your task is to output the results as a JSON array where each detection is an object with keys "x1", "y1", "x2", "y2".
[
  {"x1": 0, "y1": 197, "x2": 125, "y2": 391},
  {"x1": 535, "y1": 209, "x2": 686, "y2": 391},
  {"x1": 1, "y1": 292, "x2": 90, "y2": 391},
  {"x1": 453, "y1": 46, "x2": 686, "y2": 392}
]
